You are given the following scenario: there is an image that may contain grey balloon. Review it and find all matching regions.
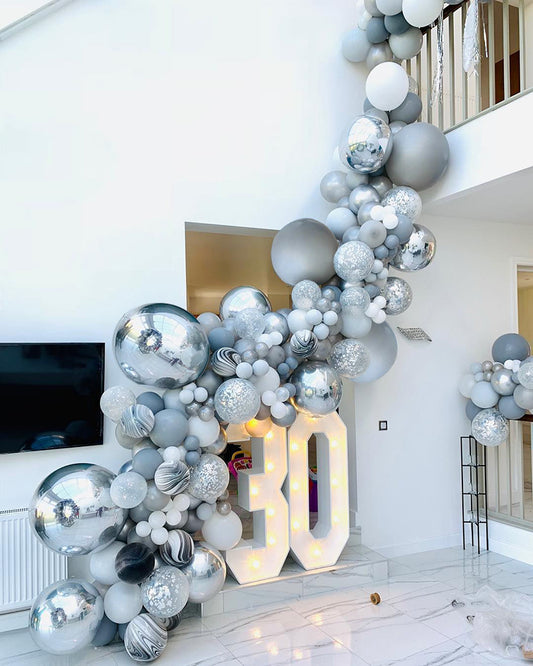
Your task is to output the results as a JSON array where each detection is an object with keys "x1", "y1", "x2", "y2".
[
  {"x1": 365, "y1": 0, "x2": 384, "y2": 17},
  {"x1": 492, "y1": 333, "x2": 531, "y2": 363},
  {"x1": 490, "y1": 369, "x2": 517, "y2": 396},
  {"x1": 352, "y1": 322, "x2": 398, "y2": 383},
  {"x1": 263, "y1": 311, "x2": 290, "y2": 343},
  {"x1": 114, "y1": 303, "x2": 210, "y2": 389},
  {"x1": 271, "y1": 219, "x2": 338, "y2": 286},
  {"x1": 137, "y1": 392, "x2": 165, "y2": 415},
  {"x1": 389, "y1": 27, "x2": 423, "y2": 60},
  {"x1": 319, "y1": 170, "x2": 351, "y2": 203},
  {"x1": 339, "y1": 115, "x2": 392, "y2": 175},
  {"x1": 384, "y1": 12, "x2": 410, "y2": 34},
  {"x1": 365, "y1": 107, "x2": 389, "y2": 124},
  {"x1": 498, "y1": 396, "x2": 526, "y2": 420},
  {"x1": 386, "y1": 123, "x2": 450, "y2": 191},
  {"x1": 392, "y1": 224, "x2": 436, "y2": 271},
  {"x1": 290, "y1": 361, "x2": 343, "y2": 416},
  {"x1": 366, "y1": 42, "x2": 394, "y2": 70},
  {"x1": 348, "y1": 185, "x2": 381, "y2": 214},
  {"x1": 367, "y1": 17, "x2": 389, "y2": 44},
  {"x1": 181, "y1": 543, "x2": 227, "y2": 603},
  {"x1": 465, "y1": 400, "x2": 482, "y2": 421},
  {"x1": 29, "y1": 464, "x2": 127, "y2": 557},
  {"x1": 219, "y1": 286, "x2": 271, "y2": 320},
  {"x1": 389, "y1": 93, "x2": 422, "y2": 124},
  {"x1": 29, "y1": 579, "x2": 104, "y2": 655},
  {"x1": 359, "y1": 220, "x2": 387, "y2": 248},
  {"x1": 341, "y1": 28, "x2": 371, "y2": 63},
  {"x1": 92, "y1": 615, "x2": 118, "y2": 647},
  {"x1": 369, "y1": 175, "x2": 393, "y2": 198},
  {"x1": 150, "y1": 409, "x2": 189, "y2": 447},
  {"x1": 132, "y1": 448, "x2": 164, "y2": 480}
]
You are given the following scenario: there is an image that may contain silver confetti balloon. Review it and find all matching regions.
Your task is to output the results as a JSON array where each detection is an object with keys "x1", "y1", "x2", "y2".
[
  {"x1": 382, "y1": 277, "x2": 413, "y2": 315},
  {"x1": 219, "y1": 286, "x2": 271, "y2": 320},
  {"x1": 187, "y1": 453, "x2": 230, "y2": 503},
  {"x1": 472, "y1": 408, "x2": 509, "y2": 447},
  {"x1": 290, "y1": 361, "x2": 343, "y2": 417},
  {"x1": 391, "y1": 224, "x2": 436, "y2": 272},
  {"x1": 290, "y1": 330, "x2": 319, "y2": 358},
  {"x1": 334, "y1": 241, "x2": 375, "y2": 282},
  {"x1": 381, "y1": 186, "x2": 422, "y2": 221},
  {"x1": 124, "y1": 614, "x2": 167, "y2": 663},
  {"x1": 263, "y1": 311, "x2": 290, "y2": 343},
  {"x1": 518, "y1": 362, "x2": 533, "y2": 390},
  {"x1": 330, "y1": 339, "x2": 370, "y2": 380},
  {"x1": 339, "y1": 115, "x2": 393, "y2": 174},
  {"x1": 211, "y1": 347, "x2": 241, "y2": 377},
  {"x1": 29, "y1": 464, "x2": 127, "y2": 556},
  {"x1": 114, "y1": 303, "x2": 210, "y2": 389},
  {"x1": 214, "y1": 378, "x2": 261, "y2": 423},
  {"x1": 141, "y1": 566, "x2": 190, "y2": 618},
  {"x1": 29, "y1": 579, "x2": 104, "y2": 655},
  {"x1": 154, "y1": 460, "x2": 190, "y2": 495},
  {"x1": 340, "y1": 287, "x2": 371, "y2": 313},
  {"x1": 181, "y1": 543, "x2": 226, "y2": 603}
]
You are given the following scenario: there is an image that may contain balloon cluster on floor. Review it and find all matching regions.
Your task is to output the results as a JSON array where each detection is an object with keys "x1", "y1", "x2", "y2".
[
  {"x1": 459, "y1": 333, "x2": 533, "y2": 447},
  {"x1": 26, "y1": 4, "x2": 450, "y2": 662}
]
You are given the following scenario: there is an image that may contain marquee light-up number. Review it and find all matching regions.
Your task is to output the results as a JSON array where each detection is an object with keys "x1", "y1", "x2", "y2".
[
  {"x1": 285, "y1": 412, "x2": 349, "y2": 570},
  {"x1": 224, "y1": 424, "x2": 289, "y2": 584}
]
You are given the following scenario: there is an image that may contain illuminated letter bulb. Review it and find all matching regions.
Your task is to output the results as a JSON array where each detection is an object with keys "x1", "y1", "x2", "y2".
[{"x1": 266, "y1": 462, "x2": 274, "y2": 472}]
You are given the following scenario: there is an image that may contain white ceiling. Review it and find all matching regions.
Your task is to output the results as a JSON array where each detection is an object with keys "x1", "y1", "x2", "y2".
[{"x1": 423, "y1": 167, "x2": 533, "y2": 225}]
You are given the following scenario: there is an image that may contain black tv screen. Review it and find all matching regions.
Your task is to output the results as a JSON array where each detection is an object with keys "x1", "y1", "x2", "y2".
[{"x1": 0, "y1": 343, "x2": 104, "y2": 453}]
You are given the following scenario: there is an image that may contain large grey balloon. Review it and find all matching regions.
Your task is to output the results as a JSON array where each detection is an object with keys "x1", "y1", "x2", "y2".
[
  {"x1": 319, "y1": 170, "x2": 351, "y2": 203},
  {"x1": 339, "y1": 115, "x2": 393, "y2": 175},
  {"x1": 386, "y1": 123, "x2": 449, "y2": 190},
  {"x1": 391, "y1": 224, "x2": 436, "y2": 271},
  {"x1": 290, "y1": 361, "x2": 343, "y2": 416},
  {"x1": 352, "y1": 322, "x2": 398, "y2": 383},
  {"x1": 29, "y1": 464, "x2": 127, "y2": 556},
  {"x1": 181, "y1": 543, "x2": 226, "y2": 603},
  {"x1": 29, "y1": 579, "x2": 104, "y2": 655},
  {"x1": 367, "y1": 17, "x2": 390, "y2": 44},
  {"x1": 389, "y1": 93, "x2": 422, "y2": 124},
  {"x1": 114, "y1": 303, "x2": 210, "y2": 389},
  {"x1": 342, "y1": 28, "x2": 371, "y2": 63},
  {"x1": 389, "y1": 27, "x2": 423, "y2": 60},
  {"x1": 492, "y1": 333, "x2": 531, "y2": 363},
  {"x1": 219, "y1": 286, "x2": 271, "y2": 320},
  {"x1": 271, "y1": 219, "x2": 338, "y2": 286}
]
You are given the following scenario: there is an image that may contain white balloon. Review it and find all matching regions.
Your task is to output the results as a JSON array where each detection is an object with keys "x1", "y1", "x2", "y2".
[
  {"x1": 366, "y1": 62, "x2": 409, "y2": 111},
  {"x1": 326, "y1": 207, "x2": 358, "y2": 240},
  {"x1": 459, "y1": 374, "x2": 476, "y2": 399},
  {"x1": 89, "y1": 541, "x2": 124, "y2": 585},
  {"x1": 202, "y1": 511, "x2": 243, "y2": 551},
  {"x1": 376, "y1": 0, "x2": 402, "y2": 15},
  {"x1": 104, "y1": 582, "x2": 143, "y2": 624},
  {"x1": 188, "y1": 415, "x2": 220, "y2": 447},
  {"x1": 402, "y1": 0, "x2": 444, "y2": 28},
  {"x1": 251, "y1": 367, "x2": 281, "y2": 394}
]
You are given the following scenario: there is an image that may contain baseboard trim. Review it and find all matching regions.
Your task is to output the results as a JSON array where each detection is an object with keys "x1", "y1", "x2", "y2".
[
  {"x1": 0, "y1": 609, "x2": 29, "y2": 633},
  {"x1": 489, "y1": 521, "x2": 533, "y2": 565},
  {"x1": 368, "y1": 532, "x2": 463, "y2": 559}
]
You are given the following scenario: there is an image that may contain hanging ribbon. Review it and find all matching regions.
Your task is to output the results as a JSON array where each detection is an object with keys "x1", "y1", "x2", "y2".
[
  {"x1": 463, "y1": 0, "x2": 481, "y2": 74},
  {"x1": 431, "y1": 10, "x2": 444, "y2": 108}
]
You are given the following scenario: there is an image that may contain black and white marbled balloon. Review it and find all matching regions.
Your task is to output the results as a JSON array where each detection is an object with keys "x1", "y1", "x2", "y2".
[
  {"x1": 211, "y1": 347, "x2": 241, "y2": 377},
  {"x1": 290, "y1": 330, "x2": 319, "y2": 357},
  {"x1": 121, "y1": 405, "x2": 155, "y2": 438},
  {"x1": 115, "y1": 542, "x2": 155, "y2": 584},
  {"x1": 153, "y1": 612, "x2": 181, "y2": 633},
  {"x1": 154, "y1": 460, "x2": 190, "y2": 495},
  {"x1": 159, "y1": 529, "x2": 194, "y2": 568},
  {"x1": 124, "y1": 614, "x2": 167, "y2": 663}
]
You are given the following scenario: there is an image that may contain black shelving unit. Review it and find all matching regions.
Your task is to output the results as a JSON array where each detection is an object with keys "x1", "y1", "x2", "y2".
[{"x1": 460, "y1": 436, "x2": 489, "y2": 554}]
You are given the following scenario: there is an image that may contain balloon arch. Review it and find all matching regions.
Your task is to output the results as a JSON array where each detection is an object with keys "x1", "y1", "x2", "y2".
[{"x1": 28, "y1": 1, "x2": 450, "y2": 661}]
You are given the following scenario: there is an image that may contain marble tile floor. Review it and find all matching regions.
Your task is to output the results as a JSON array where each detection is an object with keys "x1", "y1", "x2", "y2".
[{"x1": 3, "y1": 545, "x2": 533, "y2": 665}]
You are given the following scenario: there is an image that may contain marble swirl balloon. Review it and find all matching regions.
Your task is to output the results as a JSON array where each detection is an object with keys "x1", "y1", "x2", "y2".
[
  {"x1": 114, "y1": 303, "x2": 210, "y2": 389},
  {"x1": 391, "y1": 224, "x2": 436, "y2": 272},
  {"x1": 121, "y1": 404, "x2": 155, "y2": 438},
  {"x1": 124, "y1": 614, "x2": 167, "y2": 663},
  {"x1": 159, "y1": 529, "x2": 195, "y2": 568},
  {"x1": 290, "y1": 330, "x2": 319, "y2": 358},
  {"x1": 219, "y1": 286, "x2": 271, "y2": 320},
  {"x1": 211, "y1": 347, "x2": 241, "y2": 377},
  {"x1": 29, "y1": 463, "x2": 127, "y2": 556},
  {"x1": 154, "y1": 460, "x2": 190, "y2": 495},
  {"x1": 338, "y1": 114, "x2": 393, "y2": 174},
  {"x1": 290, "y1": 361, "x2": 343, "y2": 416}
]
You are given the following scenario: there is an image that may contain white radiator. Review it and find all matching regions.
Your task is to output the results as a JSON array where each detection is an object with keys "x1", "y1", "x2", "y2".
[{"x1": 0, "y1": 508, "x2": 67, "y2": 614}]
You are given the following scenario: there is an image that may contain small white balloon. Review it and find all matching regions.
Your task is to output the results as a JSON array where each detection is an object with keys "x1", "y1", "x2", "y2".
[
  {"x1": 314, "y1": 323, "x2": 330, "y2": 340},
  {"x1": 305, "y1": 309, "x2": 323, "y2": 326},
  {"x1": 136, "y1": 521, "x2": 152, "y2": 538},
  {"x1": 370, "y1": 205, "x2": 385, "y2": 221},
  {"x1": 323, "y1": 311, "x2": 338, "y2": 326},
  {"x1": 197, "y1": 503, "x2": 215, "y2": 521},
  {"x1": 366, "y1": 62, "x2": 409, "y2": 111},
  {"x1": 383, "y1": 214, "x2": 398, "y2": 229},
  {"x1": 402, "y1": 0, "x2": 444, "y2": 28},
  {"x1": 173, "y1": 494, "x2": 190, "y2": 511},
  {"x1": 373, "y1": 310, "x2": 387, "y2": 324},
  {"x1": 268, "y1": 331, "x2": 283, "y2": 346},
  {"x1": 188, "y1": 415, "x2": 220, "y2": 447},
  {"x1": 148, "y1": 511, "x2": 167, "y2": 529},
  {"x1": 271, "y1": 401, "x2": 289, "y2": 419},
  {"x1": 366, "y1": 303, "x2": 379, "y2": 318},
  {"x1": 236, "y1": 362, "x2": 254, "y2": 379},
  {"x1": 179, "y1": 389, "x2": 195, "y2": 405},
  {"x1": 262, "y1": 390, "x2": 277, "y2": 406},
  {"x1": 253, "y1": 359, "x2": 269, "y2": 376},
  {"x1": 150, "y1": 527, "x2": 169, "y2": 545},
  {"x1": 374, "y1": 295, "x2": 387, "y2": 309},
  {"x1": 166, "y1": 509, "x2": 182, "y2": 526},
  {"x1": 194, "y1": 387, "x2": 208, "y2": 403},
  {"x1": 163, "y1": 446, "x2": 182, "y2": 462}
]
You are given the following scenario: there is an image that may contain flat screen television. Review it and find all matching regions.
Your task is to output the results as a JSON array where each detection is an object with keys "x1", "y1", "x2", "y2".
[{"x1": 0, "y1": 343, "x2": 105, "y2": 454}]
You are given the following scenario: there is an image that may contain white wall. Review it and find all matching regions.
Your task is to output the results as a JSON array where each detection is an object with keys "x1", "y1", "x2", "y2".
[{"x1": 0, "y1": 0, "x2": 365, "y2": 509}]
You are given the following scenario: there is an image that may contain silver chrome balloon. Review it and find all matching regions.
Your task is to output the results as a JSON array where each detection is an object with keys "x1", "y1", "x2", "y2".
[
  {"x1": 29, "y1": 579, "x2": 104, "y2": 655},
  {"x1": 490, "y1": 369, "x2": 517, "y2": 396},
  {"x1": 114, "y1": 303, "x2": 210, "y2": 389},
  {"x1": 29, "y1": 464, "x2": 127, "y2": 556},
  {"x1": 391, "y1": 224, "x2": 436, "y2": 272},
  {"x1": 182, "y1": 543, "x2": 226, "y2": 603},
  {"x1": 263, "y1": 311, "x2": 290, "y2": 343},
  {"x1": 339, "y1": 115, "x2": 393, "y2": 175},
  {"x1": 381, "y1": 277, "x2": 413, "y2": 315},
  {"x1": 290, "y1": 361, "x2": 343, "y2": 417},
  {"x1": 219, "y1": 286, "x2": 271, "y2": 320}
]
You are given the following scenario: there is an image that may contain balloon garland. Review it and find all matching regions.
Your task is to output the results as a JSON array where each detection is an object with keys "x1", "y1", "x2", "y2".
[
  {"x1": 460, "y1": 333, "x2": 533, "y2": 447},
  {"x1": 27, "y1": 2, "x2": 453, "y2": 661}
]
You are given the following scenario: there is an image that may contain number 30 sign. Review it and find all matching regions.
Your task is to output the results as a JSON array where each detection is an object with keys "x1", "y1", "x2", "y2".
[{"x1": 225, "y1": 411, "x2": 349, "y2": 584}]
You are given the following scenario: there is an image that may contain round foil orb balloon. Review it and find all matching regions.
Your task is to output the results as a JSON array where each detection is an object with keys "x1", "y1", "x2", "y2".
[
  {"x1": 29, "y1": 579, "x2": 104, "y2": 655},
  {"x1": 159, "y1": 529, "x2": 195, "y2": 568},
  {"x1": 124, "y1": 614, "x2": 167, "y2": 663},
  {"x1": 381, "y1": 186, "x2": 422, "y2": 221},
  {"x1": 472, "y1": 408, "x2": 510, "y2": 447},
  {"x1": 181, "y1": 544, "x2": 226, "y2": 603},
  {"x1": 219, "y1": 286, "x2": 271, "y2": 320},
  {"x1": 114, "y1": 303, "x2": 210, "y2": 389},
  {"x1": 141, "y1": 566, "x2": 190, "y2": 618},
  {"x1": 271, "y1": 219, "x2": 338, "y2": 286},
  {"x1": 391, "y1": 224, "x2": 436, "y2": 272},
  {"x1": 29, "y1": 464, "x2": 127, "y2": 556},
  {"x1": 214, "y1": 378, "x2": 261, "y2": 424},
  {"x1": 339, "y1": 115, "x2": 393, "y2": 174},
  {"x1": 382, "y1": 277, "x2": 413, "y2": 315},
  {"x1": 334, "y1": 241, "x2": 375, "y2": 282},
  {"x1": 491, "y1": 369, "x2": 517, "y2": 396},
  {"x1": 187, "y1": 453, "x2": 230, "y2": 504},
  {"x1": 263, "y1": 311, "x2": 290, "y2": 343},
  {"x1": 330, "y1": 339, "x2": 370, "y2": 380},
  {"x1": 290, "y1": 361, "x2": 343, "y2": 416}
]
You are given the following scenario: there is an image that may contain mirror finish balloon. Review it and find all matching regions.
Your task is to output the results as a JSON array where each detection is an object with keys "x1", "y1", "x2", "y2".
[
  {"x1": 391, "y1": 224, "x2": 436, "y2": 271},
  {"x1": 29, "y1": 464, "x2": 128, "y2": 556},
  {"x1": 114, "y1": 303, "x2": 209, "y2": 389},
  {"x1": 29, "y1": 579, "x2": 104, "y2": 655},
  {"x1": 181, "y1": 543, "x2": 227, "y2": 603},
  {"x1": 219, "y1": 286, "x2": 272, "y2": 320},
  {"x1": 290, "y1": 361, "x2": 343, "y2": 416},
  {"x1": 339, "y1": 115, "x2": 393, "y2": 174}
]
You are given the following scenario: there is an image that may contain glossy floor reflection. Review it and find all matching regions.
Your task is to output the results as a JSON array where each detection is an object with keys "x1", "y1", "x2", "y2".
[{"x1": 2, "y1": 545, "x2": 532, "y2": 665}]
